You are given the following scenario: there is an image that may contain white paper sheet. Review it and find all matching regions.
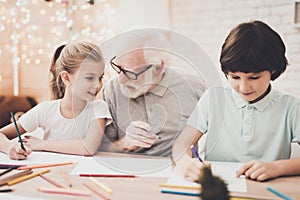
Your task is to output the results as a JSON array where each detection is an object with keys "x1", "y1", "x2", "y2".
[
  {"x1": 165, "y1": 162, "x2": 247, "y2": 193},
  {"x1": 0, "y1": 193, "x2": 49, "y2": 200},
  {"x1": 71, "y1": 156, "x2": 172, "y2": 177},
  {"x1": 211, "y1": 162, "x2": 247, "y2": 192},
  {"x1": 0, "y1": 151, "x2": 84, "y2": 165}
]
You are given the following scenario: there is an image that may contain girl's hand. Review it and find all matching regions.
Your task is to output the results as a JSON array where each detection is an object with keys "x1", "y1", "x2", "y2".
[
  {"x1": 23, "y1": 135, "x2": 44, "y2": 151},
  {"x1": 236, "y1": 160, "x2": 281, "y2": 181},
  {"x1": 184, "y1": 158, "x2": 210, "y2": 182},
  {"x1": 8, "y1": 143, "x2": 31, "y2": 160}
]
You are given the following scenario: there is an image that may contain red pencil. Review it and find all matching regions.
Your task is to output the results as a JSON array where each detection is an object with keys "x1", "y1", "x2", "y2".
[
  {"x1": 79, "y1": 174, "x2": 135, "y2": 178},
  {"x1": 39, "y1": 174, "x2": 64, "y2": 188},
  {"x1": 18, "y1": 162, "x2": 73, "y2": 170}
]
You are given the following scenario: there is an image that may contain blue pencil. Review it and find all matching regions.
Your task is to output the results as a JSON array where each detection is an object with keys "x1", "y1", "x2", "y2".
[
  {"x1": 161, "y1": 189, "x2": 200, "y2": 196},
  {"x1": 10, "y1": 112, "x2": 26, "y2": 152},
  {"x1": 267, "y1": 187, "x2": 292, "y2": 200}
]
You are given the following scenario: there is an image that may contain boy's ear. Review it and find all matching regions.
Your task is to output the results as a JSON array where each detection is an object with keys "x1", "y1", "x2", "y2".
[{"x1": 60, "y1": 71, "x2": 71, "y2": 86}]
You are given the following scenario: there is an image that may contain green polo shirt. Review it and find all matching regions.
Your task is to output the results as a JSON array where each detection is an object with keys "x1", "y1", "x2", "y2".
[{"x1": 187, "y1": 86, "x2": 300, "y2": 162}]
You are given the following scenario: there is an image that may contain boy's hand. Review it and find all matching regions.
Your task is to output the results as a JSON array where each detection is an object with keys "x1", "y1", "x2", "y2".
[
  {"x1": 236, "y1": 160, "x2": 280, "y2": 181},
  {"x1": 184, "y1": 158, "x2": 210, "y2": 182}
]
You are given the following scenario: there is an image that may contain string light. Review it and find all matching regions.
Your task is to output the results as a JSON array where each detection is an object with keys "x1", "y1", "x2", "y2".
[{"x1": 0, "y1": 0, "x2": 117, "y2": 67}]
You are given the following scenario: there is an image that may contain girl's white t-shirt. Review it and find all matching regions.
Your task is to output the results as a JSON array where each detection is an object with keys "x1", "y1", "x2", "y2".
[{"x1": 19, "y1": 99, "x2": 112, "y2": 140}]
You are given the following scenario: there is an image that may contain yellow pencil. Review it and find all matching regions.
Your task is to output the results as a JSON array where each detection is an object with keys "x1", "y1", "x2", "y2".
[
  {"x1": 158, "y1": 183, "x2": 201, "y2": 190},
  {"x1": 7, "y1": 169, "x2": 50, "y2": 186},
  {"x1": 59, "y1": 169, "x2": 72, "y2": 188},
  {"x1": 89, "y1": 177, "x2": 113, "y2": 194},
  {"x1": 83, "y1": 182, "x2": 111, "y2": 200}
]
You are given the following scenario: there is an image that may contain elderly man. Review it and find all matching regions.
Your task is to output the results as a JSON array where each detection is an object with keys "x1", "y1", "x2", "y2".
[{"x1": 99, "y1": 30, "x2": 206, "y2": 157}]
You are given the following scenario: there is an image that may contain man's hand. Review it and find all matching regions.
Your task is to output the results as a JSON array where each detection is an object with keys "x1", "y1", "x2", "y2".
[{"x1": 121, "y1": 121, "x2": 156, "y2": 151}]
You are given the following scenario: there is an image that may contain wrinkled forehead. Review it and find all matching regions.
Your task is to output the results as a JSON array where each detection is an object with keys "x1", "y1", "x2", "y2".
[{"x1": 115, "y1": 50, "x2": 147, "y2": 70}]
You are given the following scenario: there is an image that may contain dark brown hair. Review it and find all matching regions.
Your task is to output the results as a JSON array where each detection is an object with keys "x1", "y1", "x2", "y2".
[{"x1": 220, "y1": 20, "x2": 288, "y2": 80}]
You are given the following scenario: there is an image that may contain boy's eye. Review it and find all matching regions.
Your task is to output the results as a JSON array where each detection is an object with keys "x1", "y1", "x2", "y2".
[
  {"x1": 250, "y1": 76, "x2": 260, "y2": 80},
  {"x1": 231, "y1": 76, "x2": 240, "y2": 80}
]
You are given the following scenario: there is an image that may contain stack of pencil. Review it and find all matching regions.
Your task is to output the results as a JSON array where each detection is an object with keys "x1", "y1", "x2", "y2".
[{"x1": 0, "y1": 170, "x2": 32, "y2": 186}]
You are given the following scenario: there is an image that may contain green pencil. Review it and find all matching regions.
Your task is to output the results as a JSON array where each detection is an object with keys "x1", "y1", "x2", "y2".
[{"x1": 10, "y1": 112, "x2": 26, "y2": 152}]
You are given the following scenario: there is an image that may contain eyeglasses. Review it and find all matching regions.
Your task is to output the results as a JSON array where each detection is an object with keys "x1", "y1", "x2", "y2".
[{"x1": 110, "y1": 56, "x2": 153, "y2": 80}]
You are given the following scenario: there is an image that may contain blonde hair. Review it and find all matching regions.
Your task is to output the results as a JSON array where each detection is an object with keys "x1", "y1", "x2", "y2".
[{"x1": 49, "y1": 41, "x2": 104, "y2": 100}]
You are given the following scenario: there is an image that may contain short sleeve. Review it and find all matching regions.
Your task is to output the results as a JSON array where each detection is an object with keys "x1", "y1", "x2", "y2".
[
  {"x1": 93, "y1": 99, "x2": 112, "y2": 126},
  {"x1": 187, "y1": 89, "x2": 210, "y2": 134},
  {"x1": 292, "y1": 101, "x2": 300, "y2": 143},
  {"x1": 19, "y1": 102, "x2": 46, "y2": 132}
]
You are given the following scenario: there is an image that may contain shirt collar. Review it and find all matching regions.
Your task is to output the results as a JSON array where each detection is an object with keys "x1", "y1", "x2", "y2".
[
  {"x1": 148, "y1": 68, "x2": 173, "y2": 97},
  {"x1": 232, "y1": 85, "x2": 275, "y2": 111}
]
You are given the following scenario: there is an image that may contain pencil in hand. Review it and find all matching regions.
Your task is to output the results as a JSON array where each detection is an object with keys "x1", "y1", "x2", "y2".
[
  {"x1": 197, "y1": 166, "x2": 230, "y2": 200},
  {"x1": 10, "y1": 112, "x2": 26, "y2": 152}
]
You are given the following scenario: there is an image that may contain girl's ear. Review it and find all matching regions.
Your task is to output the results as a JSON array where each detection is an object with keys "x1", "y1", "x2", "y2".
[{"x1": 60, "y1": 71, "x2": 71, "y2": 86}]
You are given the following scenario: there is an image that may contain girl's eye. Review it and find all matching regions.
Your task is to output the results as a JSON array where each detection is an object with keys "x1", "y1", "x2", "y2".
[
  {"x1": 86, "y1": 77, "x2": 94, "y2": 81},
  {"x1": 250, "y1": 76, "x2": 260, "y2": 80}
]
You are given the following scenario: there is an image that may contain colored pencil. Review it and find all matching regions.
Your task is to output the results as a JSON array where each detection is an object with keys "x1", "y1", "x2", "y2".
[
  {"x1": 267, "y1": 187, "x2": 292, "y2": 200},
  {"x1": 89, "y1": 177, "x2": 113, "y2": 194},
  {"x1": 59, "y1": 169, "x2": 72, "y2": 188},
  {"x1": 37, "y1": 187, "x2": 90, "y2": 196},
  {"x1": 0, "y1": 169, "x2": 32, "y2": 186},
  {"x1": 161, "y1": 189, "x2": 200, "y2": 196},
  {"x1": 158, "y1": 183, "x2": 201, "y2": 190},
  {"x1": 0, "y1": 164, "x2": 25, "y2": 169},
  {"x1": 80, "y1": 174, "x2": 135, "y2": 178},
  {"x1": 190, "y1": 145, "x2": 203, "y2": 162},
  {"x1": 39, "y1": 174, "x2": 64, "y2": 188},
  {"x1": 0, "y1": 168, "x2": 13, "y2": 177},
  {"x1": 83, "y1": 182, "x2": 110, "y2": 200},
  {"x1": 11, "y1": 112, "x2": 26, "y2": 152},
  {"x1": 0, "y1": 189, "x2": 13, "y2": 193},
  {"x1": 18, "y1": 162, "x2": 73, "y2": 170},
  {"x1": 7, "y1": 169, "x2": 50, "y2": 186}
]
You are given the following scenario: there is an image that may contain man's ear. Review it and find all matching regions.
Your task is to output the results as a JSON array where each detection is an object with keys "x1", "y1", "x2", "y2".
[
  {"x1": 60, "y1": 71, "x2": 71, "y2": 86},
  {"x1": 153, "y1": 60, "x2": 165, "y2": 73}
]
